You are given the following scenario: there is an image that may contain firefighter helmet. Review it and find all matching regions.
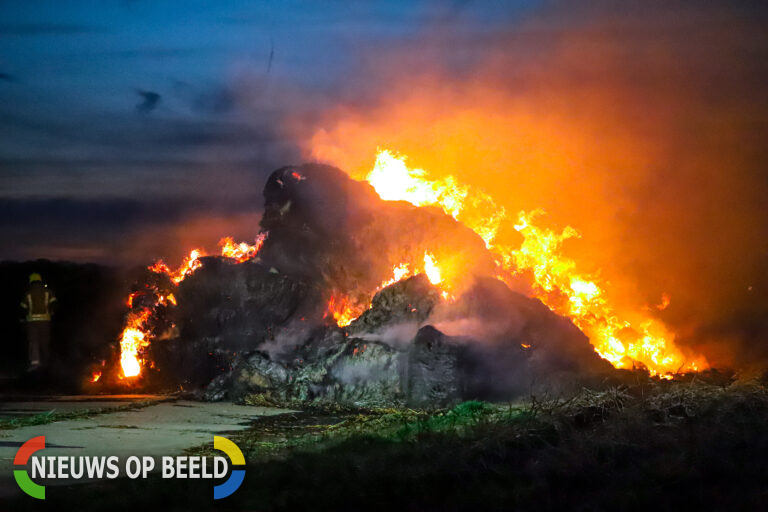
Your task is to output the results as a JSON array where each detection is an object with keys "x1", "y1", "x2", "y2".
[{"x1": 28, "y1": 273, "x2": 42, "y2": 283}]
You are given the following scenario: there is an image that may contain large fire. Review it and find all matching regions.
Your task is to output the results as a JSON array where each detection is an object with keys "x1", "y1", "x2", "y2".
[
  {"x1": 116, "y1": 149, "x2": 707, "y2": 382},
  {"x1": 360, "y1": 149, "x2": 707, "y2": 377},
  {"x1": 118, "y1": 234, "x2": 267, "y2": 379}
]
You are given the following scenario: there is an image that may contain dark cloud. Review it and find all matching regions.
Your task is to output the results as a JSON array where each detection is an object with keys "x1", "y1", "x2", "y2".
[
  {"x1": 0, "y1": 104, "x2": 290, "y2": 157},
  {"x1": 135, "y1": 89, "x2": 161, "y2": 114}
]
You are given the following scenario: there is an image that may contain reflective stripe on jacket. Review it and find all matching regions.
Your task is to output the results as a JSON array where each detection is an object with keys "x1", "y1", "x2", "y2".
[{"x1": 20, "y1": 285, "x2": 56, "y2": 322}]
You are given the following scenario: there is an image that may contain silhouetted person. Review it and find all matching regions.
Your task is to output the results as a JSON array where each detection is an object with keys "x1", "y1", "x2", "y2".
[{"x1": 20, "y1": 273, "x2": 56, "y2": 370}]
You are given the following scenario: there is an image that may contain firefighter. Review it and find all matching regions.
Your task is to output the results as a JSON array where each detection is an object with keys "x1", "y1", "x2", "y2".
[{"x1": 20, "y1": 273, "x2": 56, "y2": 370}]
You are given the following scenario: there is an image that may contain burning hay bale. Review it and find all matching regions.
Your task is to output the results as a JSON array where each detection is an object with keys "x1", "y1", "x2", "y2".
[
  {"x1": 112, "y1": 161, "x2": 622, "y2": 405},
  {"x1": 257, "y1": 163, "x2": 496, "y2": 302}
]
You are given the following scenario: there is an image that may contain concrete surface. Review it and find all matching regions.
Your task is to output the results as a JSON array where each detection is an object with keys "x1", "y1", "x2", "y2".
[
  {"x1": 0, "y1": 396, "x2": 292, "y2": 498},
  {"x1": 0, "y1": 394, "x2": 169, "y2": 418}
]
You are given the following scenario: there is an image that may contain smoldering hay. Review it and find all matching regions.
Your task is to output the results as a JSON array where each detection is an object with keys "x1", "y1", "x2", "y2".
[{"x1": 114, "y1": 161, "x2": 702, "y2": 406}]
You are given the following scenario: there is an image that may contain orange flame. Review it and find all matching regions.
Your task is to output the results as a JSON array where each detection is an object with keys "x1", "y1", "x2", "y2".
[
  {"x1": 119, "y1": 309, "x2": 152, "y2": 378},
  {"x1": 148, "y1": 249, "x2": 202, "y2": 285},
  {"x1": 219, "y1": 233, "x2": 267, "y2": 263},
  {"x1": 364, "y1": 149, "x2": 707, "y2": 376},
  {"x1": 90, "y1": 371, "x2": 102, "y2": 383},
  {"x1": 507, "y1": 210, "x2": 706, "y2": 375},
  {"x1": 126, "y1": 291, "x2": 140, "y2": 308},
  {"x1": 324, "y1": 254, "x2": 457, "y2": 327},
  {"x1": 325, "y1": 295, "x2": 364, "y2": 327},
  {"x1": 325, "y1": 263, "x2": 416, "y2": 327},
  {"x1": 118, "y1": 233, "x2": 267, "y2": 380}
]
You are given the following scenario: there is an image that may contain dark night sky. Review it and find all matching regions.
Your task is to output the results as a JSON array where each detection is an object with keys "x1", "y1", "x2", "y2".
[{"x1": 0, "y1": 0, "x2": 535, "y2": 263}]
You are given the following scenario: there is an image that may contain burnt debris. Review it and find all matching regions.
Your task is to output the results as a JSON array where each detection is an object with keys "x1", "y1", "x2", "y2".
[{"x1": 135, "y1": 163, "x2": 616, "y2": 405}]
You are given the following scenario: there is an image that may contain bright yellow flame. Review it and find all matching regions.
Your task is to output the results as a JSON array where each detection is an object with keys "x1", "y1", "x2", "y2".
[
  {"x1": 219, "y1": 233, "x2": 268, "y2": 263},
  {"x1": 367, "y1": 149, "x2": 506, "y2": 247},
  {"x1": 506, "y1": 210, "x2": 706, "y2": 375},
  {"x1": 119, "y1": 309, "x2": 152, "y2": 378},
  {"x1": 423, "y1": 252, "x2": 443, "y2": 285},
  {"x1": 392, "y1": 263, "x2": 411, "y2": 282},
  {"x1": 365, "y1": 149, "x2": 707, "y2": 377},
  {"x1": 367, "y1": 150, "x2": 468, "y2": 219},
  {"x1": 380, "y1": 263, "x2": 412, "y2": 288}
]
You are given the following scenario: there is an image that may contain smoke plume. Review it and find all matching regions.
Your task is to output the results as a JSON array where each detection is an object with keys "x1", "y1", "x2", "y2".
[{"x1": 282, "y1": 0, "x2": 768, "y2": 369}]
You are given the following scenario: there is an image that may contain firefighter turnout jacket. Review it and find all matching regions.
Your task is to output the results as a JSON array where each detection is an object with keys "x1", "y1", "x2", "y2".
[{"x1": 21, "y1": 282, "x2": 56, "y2": 322}]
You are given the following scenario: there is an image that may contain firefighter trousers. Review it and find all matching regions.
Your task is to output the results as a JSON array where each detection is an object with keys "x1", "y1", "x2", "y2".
[{"x1": 26, "y1": 320, "x2": 51, "y2": 367}]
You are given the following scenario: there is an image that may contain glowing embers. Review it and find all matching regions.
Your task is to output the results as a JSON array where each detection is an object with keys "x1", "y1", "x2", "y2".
[{"x1": 324, "y1": 254, "x2": 453, "y2": 328}]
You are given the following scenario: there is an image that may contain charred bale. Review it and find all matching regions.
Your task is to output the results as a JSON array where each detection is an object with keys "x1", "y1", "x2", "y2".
[
  {"x1": 321, "y1": 339, "x2": 405, "y2": 406},
  {"x1": 406, "y1": 326, "x2": 462, "y2": 407},
  {"x1": 204, "y1": 330, "x2": 406, "y2": 407},
  {"x1": 347, "y1": 274, "x2": 440, "y2": 336},
  {"x1": 204, "y1": 351, "x2": 291, "y2": 401},
  {"x1": 432, "y1": 277, "x2": 616, "y2": 387},
  {"x1": 176, "y1": 257, "x2": 321, "y2": 353}
]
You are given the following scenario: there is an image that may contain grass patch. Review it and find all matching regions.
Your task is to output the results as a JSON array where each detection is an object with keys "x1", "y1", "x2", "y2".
[
  {"x1": 10, "y1": 381, "x2": 768, "y2": 511},
  {"x1": 187, "y1": 398, "x2": 529, "y2": 462}
]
